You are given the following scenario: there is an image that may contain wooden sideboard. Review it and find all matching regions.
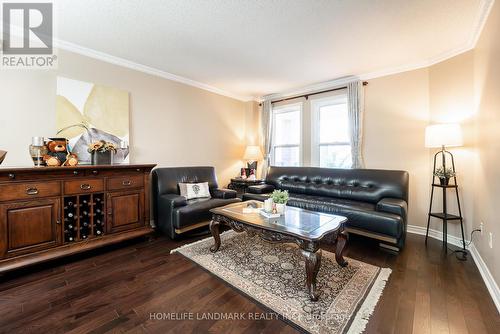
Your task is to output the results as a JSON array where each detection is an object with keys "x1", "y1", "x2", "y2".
[{"x1": 0, "y1": 164, "x2": 156, "y2": 273}]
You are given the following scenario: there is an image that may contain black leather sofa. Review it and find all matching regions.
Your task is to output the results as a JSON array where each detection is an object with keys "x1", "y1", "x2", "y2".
[
  {"x1": 242, "y1": 166, "x2": 409, "y2": 250},
  {"x1": 152, "y1": 166, "x2": 240, "y2": 239}
]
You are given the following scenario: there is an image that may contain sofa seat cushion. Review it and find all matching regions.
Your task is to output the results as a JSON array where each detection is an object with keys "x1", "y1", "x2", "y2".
[
  {"x1": 242, "y1": 192, "x2": 270, "y2": 202},
  {"x1": 287, "y1": 194, "x2": 403, "y2": 239},
  {"x1": 172, "y1": 197, "x2": 240, "y2": 229}
]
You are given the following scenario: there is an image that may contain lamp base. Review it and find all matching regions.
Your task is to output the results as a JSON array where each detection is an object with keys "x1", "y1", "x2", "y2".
[{"x1": 247, "y1": 161, "x2": 257, "y2": 170}]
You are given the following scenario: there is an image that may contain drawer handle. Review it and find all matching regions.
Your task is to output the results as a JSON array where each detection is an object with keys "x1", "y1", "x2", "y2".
[
  {"x1": 80, "y1": 184, "x2": 92, "y2": 190},
  {"x1": 26, "y1": 187, "x2": 39, "y2": 195},
  {"x1": 122, "y1": 180, "x2": 132, "y2": 186},
  {"x1": 8, "y1": 173, "x2": 15, "y2": 180}
]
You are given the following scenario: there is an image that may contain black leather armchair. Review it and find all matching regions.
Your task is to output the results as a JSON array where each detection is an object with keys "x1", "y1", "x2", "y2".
[
  {"x1": 243, "y1": 166, "x2": 409, "y2": 250},
  {"x1": 152, "y1": 166, "x2": 240, "y2": 239}
]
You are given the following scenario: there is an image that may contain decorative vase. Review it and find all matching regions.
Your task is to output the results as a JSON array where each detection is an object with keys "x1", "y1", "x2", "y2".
[
  {"x1": 275, "y1": 203, "x2": 286, "y2": 215},
  {"x1": 91, "y1": 151, "x2": 113, "y2": 165},
  {"x1": 439, "y1": 177, "x2": 450, "y2": 186}
]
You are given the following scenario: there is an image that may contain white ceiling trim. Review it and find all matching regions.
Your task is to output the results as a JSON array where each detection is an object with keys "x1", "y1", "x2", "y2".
[
  {"x1": 55, "y1": 39, "x2": 254, "y2": 102},
  {"x1": 261, "y1": 0, "x2": 495, "y2": 102}
]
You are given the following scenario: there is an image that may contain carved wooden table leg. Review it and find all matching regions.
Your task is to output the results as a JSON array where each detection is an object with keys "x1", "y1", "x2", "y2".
[
  {"x1": 209, "y1": 220, "x2": 221, "y2": 252},
  {"x1": 301, "y1": 248, "x2": 322, "y2": 301},
  {"x1": 335, "y1": 230, "x2": 348, "y2": 267}
]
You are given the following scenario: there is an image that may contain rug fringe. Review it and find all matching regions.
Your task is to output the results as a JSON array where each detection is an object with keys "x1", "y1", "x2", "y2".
[
  {"x1": 347, "y1": 267, "x2": 392, "y2": 334},
  {"x1": 170, "y1": 230, "x2": 235, "y2": 254}
]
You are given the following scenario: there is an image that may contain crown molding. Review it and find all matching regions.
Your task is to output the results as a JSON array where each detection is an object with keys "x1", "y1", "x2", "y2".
[
  {"x1": 54, "y1": 39, "x2": 254, "y2": 102},
  {"x1": 49, "y1": 0, "x2": 493, "y2": 103},
  {"x1": 259, "y1": 0, "x2": 495, "y2": 101}
]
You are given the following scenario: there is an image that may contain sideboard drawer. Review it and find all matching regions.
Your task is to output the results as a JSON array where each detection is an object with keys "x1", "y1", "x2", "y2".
[
  {"x1": 0, "y1": 181, "x2": 61, "y2": 202},
  {"x1": 107, "y1": 175, "x2": 144, "y2": 191},
  {"x1": 64, "y1": 179, "x2": 104, "y2": 195}
]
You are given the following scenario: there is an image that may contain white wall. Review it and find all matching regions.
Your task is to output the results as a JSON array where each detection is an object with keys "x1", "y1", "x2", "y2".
[
  {"x1": 471, "y1": 0, "x2": 500, "y2": 286},
  {"x1": 363, "y1": 68, "x2": 431, "y2": 229},
  {"x1": 0, "y1": 49, "x2": 258, "y2": 186}
]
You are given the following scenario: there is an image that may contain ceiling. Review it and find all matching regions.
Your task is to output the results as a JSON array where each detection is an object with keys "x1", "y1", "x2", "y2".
[{"x1": 55, "y1": 0, "x2": 492, "y2": 101}]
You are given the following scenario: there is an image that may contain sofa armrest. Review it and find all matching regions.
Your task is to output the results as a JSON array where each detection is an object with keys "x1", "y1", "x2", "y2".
[
  {"x1": 155, "y1": 193, "x2": 187, "y2": 239},
  {"x1": 160, "y1": 193, "x2": 187, "y2": 207},
  {"x1": 211, "y1": 188, "x2": 237, "y2": 199},
  {"x1": 247, "y1": 184, "x2": 275, "y2": 194},
  {"x1": 376, "y1": 198, "x2": 407, "y2": 220}
]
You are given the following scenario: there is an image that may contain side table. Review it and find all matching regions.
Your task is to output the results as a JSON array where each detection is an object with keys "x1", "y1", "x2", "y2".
[{"x1": 227, "y1": 178, "x2": 265, "y2": 197}]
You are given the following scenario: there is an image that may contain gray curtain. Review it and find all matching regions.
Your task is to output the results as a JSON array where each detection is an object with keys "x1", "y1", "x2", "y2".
[
  {"x1": 347, "y1": 81, "x2": 365, "y2": 168},
  {"x1": 261, "y1": 100, "x2": 273, "y2": 178}
]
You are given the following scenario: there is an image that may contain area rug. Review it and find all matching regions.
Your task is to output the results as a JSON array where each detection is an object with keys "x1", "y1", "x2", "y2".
[{"x1": 171, "y1": 231, "x2": 391, "y2": 334}]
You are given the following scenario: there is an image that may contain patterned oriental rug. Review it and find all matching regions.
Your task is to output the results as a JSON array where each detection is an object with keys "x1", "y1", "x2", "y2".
[{"x1": 171, "y1": 231, "x2": 391, "y2": 334}]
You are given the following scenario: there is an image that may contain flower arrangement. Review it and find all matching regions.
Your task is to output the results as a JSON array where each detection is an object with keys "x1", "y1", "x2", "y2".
[
  {"x1": 87, "y1": 140, "x2": 117, "y2": 154},
  {"x1": 271, "y1": 189, "x2": 289, "y2": 204},
  {"x1": 433, "y1": 167, "x2": 456, "y2": 179}
]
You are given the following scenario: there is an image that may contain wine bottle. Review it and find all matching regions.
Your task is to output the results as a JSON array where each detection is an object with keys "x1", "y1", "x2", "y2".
[
  {"x1": 68, "y1": 224, "x2": 73, "y2": 229},
  {"x1": 67, "y1": 212, "x2": 74, "y2": 218}
]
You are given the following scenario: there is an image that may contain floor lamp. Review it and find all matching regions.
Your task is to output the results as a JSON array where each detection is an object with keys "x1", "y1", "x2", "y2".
[{"x1": 425, "y1": 123, "x2": 466, "y2": 259}]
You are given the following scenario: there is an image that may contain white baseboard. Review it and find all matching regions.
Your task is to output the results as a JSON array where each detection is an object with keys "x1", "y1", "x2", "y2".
[
  {"x1": 406, "y1": 224, "x2": 467, "y2": 249},
  {"x1": 407, "y1": 224, "x2": 500, "y2": 314},
  {"x1": 469, "y1": 244, "x2": 500, "y2": 313}
]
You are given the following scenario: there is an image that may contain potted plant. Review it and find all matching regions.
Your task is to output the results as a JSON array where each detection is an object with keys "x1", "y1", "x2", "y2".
[
  {"x1": 271, "y1": 190, "x2": 289, "y2": 214},
  {"x1": 434, "y1": 167, "x2": 456, "y2": 186},
  {"x1": 88, "y1": 140, "x2": 117, "y2": 165}
]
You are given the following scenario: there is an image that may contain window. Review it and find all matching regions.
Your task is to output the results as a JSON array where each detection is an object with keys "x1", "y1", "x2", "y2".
[
  {"x1": 312, "y1": 96, "x2": 351, "y2": 168},
  {"x1": 271, "y1": 103, "x2": 301, "y2": 166}
]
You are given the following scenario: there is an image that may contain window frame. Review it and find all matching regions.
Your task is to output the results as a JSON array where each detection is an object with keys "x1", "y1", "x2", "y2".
[
  {"x1": 271, "y1": 102, "x2": 303, "y2": 167},
  {"x1": 310, "y1": 95, "x2": 351, "y2": 168}
]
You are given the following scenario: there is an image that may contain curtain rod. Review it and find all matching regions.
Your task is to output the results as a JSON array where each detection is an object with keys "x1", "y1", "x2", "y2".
[{"x1": 259, "y1": 81, "x2": 368, "y2": 106}]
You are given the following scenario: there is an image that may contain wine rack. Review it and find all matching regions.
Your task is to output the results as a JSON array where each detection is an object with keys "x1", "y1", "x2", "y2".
[
  {"x1": 93, "y1": 194, "x2": 105, "y2": 237},
  {"x1": 63, "y1": 197, "x2": 78, "y2": 243},
  {"x1": 80, "y1": 195, "x2": 91, "y2": 240},
  {"x1": 63, "y1": 193, "x2": 106, "y2": 243}
]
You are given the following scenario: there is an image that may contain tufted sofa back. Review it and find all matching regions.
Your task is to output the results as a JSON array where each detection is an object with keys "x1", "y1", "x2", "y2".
[
  {"x1": 266, "y1": 166, "x2": 409, "y2": 204},
  {"x1": 152, "y1": 166, "x2": 219, "y2": 196}
]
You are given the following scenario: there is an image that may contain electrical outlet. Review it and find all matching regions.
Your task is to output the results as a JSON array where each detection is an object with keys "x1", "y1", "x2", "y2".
[
  {"x1": 489, "y1": 232, "x2": 493, "y2": 249},
  {"x1": 480, "y1": 222, "x2": 484, "y2": 235}
]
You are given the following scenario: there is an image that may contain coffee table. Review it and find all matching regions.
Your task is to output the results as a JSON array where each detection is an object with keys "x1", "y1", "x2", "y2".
[{"x1": 209, "y1": 200, "x2": 348, "y2": 301}]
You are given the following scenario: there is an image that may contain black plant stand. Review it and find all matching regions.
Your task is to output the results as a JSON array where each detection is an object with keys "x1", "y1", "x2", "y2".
[{"x1": 425, "y1": 146, "x2": 466, "y2": 258}]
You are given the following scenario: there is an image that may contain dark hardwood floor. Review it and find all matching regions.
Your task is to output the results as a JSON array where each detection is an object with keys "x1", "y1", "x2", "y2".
[{"x1": 0, "y1": 232, "x2": 499, "y2": 334}]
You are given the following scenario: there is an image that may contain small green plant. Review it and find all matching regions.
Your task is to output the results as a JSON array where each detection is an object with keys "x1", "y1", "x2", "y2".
[
  {"x1": 434, "y1": 167, "x2": 456, "y2": 179},
  {"x1": 271, "y1": 190, "x2": 289, "y2": 204}
]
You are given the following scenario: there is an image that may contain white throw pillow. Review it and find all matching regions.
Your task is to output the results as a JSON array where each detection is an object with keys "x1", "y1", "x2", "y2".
[{"x1": 178, "y1": 182, "x2": 211, "y2": 200}]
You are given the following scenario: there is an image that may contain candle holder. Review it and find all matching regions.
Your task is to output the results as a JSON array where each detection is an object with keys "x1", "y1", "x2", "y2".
[{"x1": 29, "y1": 137, "x2": 48, "y2": 167}]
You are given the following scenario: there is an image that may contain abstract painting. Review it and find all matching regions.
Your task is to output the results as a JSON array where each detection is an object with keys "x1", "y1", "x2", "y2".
[{"x1": 56, "y1": 76, "x2": 130, "y2": 164}]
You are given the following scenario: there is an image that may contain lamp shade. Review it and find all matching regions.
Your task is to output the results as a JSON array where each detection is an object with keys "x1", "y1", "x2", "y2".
[
  {"x1": 243, "y1": 145, "x2": 263, "y2": 161},
  {"x1": 425, "y1": 123, "x2": 463, "y2": 148}
]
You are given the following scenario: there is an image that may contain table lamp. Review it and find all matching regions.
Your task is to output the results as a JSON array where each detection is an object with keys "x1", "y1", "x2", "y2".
[{"x1": 243, "y1": 145, "x2": 263, "y2": 170}]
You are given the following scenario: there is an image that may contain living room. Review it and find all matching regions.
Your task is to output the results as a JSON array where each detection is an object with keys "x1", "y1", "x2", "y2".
[{"x1": 0, "y1": 1, "x2": 499, "y2": 333}]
